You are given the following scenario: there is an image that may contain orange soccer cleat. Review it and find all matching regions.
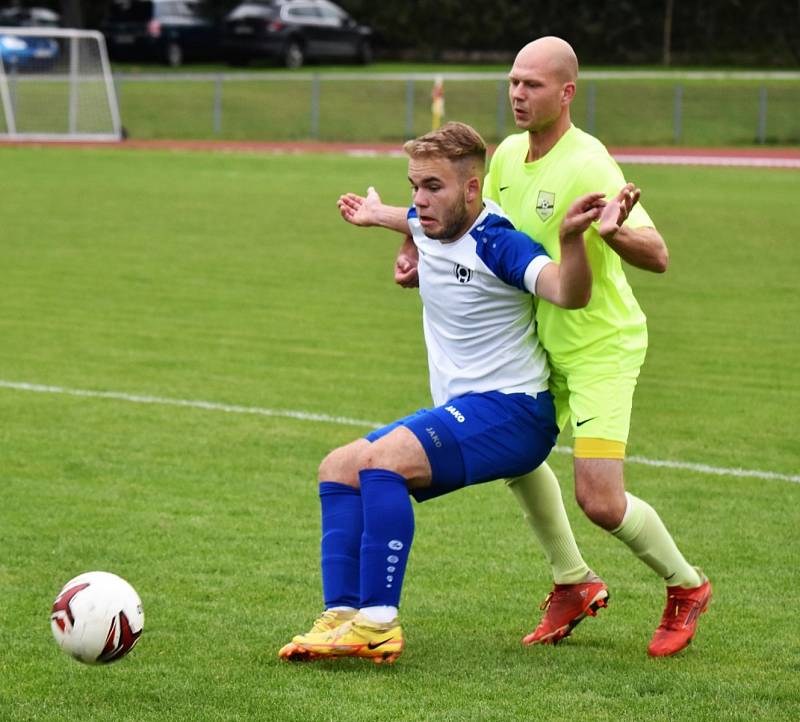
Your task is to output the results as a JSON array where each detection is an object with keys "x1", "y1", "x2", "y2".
[
  {"x1": 648, "y1": 573, "x2": 712, "y2": 657},
  {"x1": 523, "y1": 574, "x2": 609, "y2": 645}
]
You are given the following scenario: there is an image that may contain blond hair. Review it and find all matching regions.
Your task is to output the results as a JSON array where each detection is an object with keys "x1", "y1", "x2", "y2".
[{"x1": 403, "y1": 121, "x2": 486, "y2": 174}]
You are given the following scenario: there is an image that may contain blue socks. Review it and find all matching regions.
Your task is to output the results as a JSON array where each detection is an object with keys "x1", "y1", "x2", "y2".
[
  {"x1": 318, "y1": 470, "x2": 415, "y2": 611},
  {"x1": 319, "y1": 481, "x2": 363, "y2": 609},
  {"x1": 358, "y1": 468, "x2": 415, "y2": 608}
]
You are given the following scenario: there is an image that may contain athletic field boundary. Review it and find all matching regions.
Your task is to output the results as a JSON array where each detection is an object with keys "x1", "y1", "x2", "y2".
[{"x1": 2, "y1": 379, "x2": 797, "y2": 485}]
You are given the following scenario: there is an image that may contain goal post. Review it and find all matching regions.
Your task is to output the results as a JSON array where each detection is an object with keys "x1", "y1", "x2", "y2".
[{"x1": 0, "y1": 27, "x2": 121, "y2": 142}]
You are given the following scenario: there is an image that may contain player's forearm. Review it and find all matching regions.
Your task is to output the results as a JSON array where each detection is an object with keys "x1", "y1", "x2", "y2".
[
  {"x1": 603, "y1": 226, "x2": 669, "y2": 273},
  {"x1": 555, "y1": 238, "x2": 592, "y2": 308},
  {"x1": 374, "y1": 205, "x2": 412, "y2": 234}
]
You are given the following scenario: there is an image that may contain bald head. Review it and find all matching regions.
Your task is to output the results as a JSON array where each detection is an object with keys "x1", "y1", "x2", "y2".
[
  {"x1": 515, "y1": 36, "x2": 578, "y2": 84},
  {"x1": 507, "y1": 36, "x2": 578, "y2": 141}
]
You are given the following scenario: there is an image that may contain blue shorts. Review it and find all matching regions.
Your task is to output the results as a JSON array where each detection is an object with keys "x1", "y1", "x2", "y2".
[{"x1": 365, "y1": 390, "x2": 557, "y2": 502}]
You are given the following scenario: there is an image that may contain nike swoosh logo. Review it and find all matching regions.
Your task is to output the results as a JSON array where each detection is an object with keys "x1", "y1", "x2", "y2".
[
  {"x1": 367, "y1": 637, "x2": 394, "y2": 650},
  {"x1": 576, "y1": 417, "x2": 597, "y2": 427},
  {"x1": 499, "y1": 185, "x2": 510, "y2": 191},
  {"x1": 665, "y1": 572, "x2": 677, "y2": 581}
]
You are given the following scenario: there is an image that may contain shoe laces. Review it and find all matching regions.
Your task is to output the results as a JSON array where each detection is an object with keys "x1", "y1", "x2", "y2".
[
  {"x1": 539, "y1": 586, "x2": 578, "y2": 611},
  {"x1": 539, "y1": 591, "x2": 555, "y2": 611},
  {"x1": 658, "y1": 593, "x2": 702, "y2": 631},
  {"x1": 312, "y1": 609, "x2": 351, "y2": 633}
]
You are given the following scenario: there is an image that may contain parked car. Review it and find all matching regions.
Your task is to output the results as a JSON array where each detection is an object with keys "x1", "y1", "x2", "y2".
[
  {"x1": 0, "y1": 6, "x2": 60, "y2": 70},
  {"x1": 222, "y1": 0, "x2": 372, "y2": 68},
  {"x1": 102, "y1": 0, "x2": 220, "y2": 66}
]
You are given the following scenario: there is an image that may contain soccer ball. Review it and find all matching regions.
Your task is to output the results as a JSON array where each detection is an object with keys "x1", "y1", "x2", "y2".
[{"x1": 50, "y1": 571, "x2": 144, "y2": 664}]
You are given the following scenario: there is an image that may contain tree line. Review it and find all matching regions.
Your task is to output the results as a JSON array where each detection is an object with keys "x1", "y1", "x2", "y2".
[{"x1": 45, "y1": 0, "x2": 800, "y2": 66}]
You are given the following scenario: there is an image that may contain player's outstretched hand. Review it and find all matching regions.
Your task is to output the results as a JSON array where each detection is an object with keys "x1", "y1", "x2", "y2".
[
  {"x1": 337, "y1": 186, "x2": 383, "y2": 227},
  {"x1": 598, "y1": 182, "x2": 641, "y2": 238},
  {"x1": 559, "y1": 192, "x2": 606, "y2": 243}
]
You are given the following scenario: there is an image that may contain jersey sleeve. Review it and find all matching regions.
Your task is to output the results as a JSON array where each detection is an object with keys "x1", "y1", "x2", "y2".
[
  {"x1": 475, "y1": 222, "x2": 551, "y2": 291},
  {"x1": 523, "y1": 256, "x2": 554, "y2": 296},
  {"x1": 580, "y1": 153, "x2": 654, "y2": 229},
  {"x1": 407, "y1": 205, "x2": 424, "y2": 244}
]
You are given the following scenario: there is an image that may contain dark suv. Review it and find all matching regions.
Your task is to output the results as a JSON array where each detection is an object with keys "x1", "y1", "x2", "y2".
[
  {"x1": 222, "y1": 0, "x2": 372, "y2": 68},
  {"x1": 103, "y1": 0, "x2": 219, "y2": 66}
]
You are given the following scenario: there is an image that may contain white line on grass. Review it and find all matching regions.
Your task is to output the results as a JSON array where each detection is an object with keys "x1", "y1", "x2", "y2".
[
  {"x1": 0, "y1": 380, "x2": 384, "y2": 429},
  {"x1": 2, "y1": 379, "x2": 798, "y2": 485}
]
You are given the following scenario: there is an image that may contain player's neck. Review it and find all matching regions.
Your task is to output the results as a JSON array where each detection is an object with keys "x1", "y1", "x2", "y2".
[{"x1": 526, "y1": 114, "x2": 571, "y2": 162}]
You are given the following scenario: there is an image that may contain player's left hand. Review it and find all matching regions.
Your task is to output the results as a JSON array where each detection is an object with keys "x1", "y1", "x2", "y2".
[
  {"x1": 598, "y1": 182, "x2": 640, "y2": 238},
  {"x1": 560, "y1": 192, "x2": 606, "y2": 243}
]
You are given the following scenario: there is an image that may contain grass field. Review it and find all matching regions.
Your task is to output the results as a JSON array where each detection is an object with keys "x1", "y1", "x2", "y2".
[{"x1": 0, "y1": 146, "x2": 799, "y2": 721}]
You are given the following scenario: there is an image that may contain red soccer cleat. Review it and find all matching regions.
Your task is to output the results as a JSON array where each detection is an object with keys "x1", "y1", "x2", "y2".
[
  {"x1": 648, "y1": 575, "x2": 712, "y2": 657},
  {"x1": 523, "y1": 574, "x2": 609, "y2": 645}
]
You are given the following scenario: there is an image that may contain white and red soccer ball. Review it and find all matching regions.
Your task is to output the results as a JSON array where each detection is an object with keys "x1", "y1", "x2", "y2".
[{"x1": 50, "y1": 571, "x2": 144, "y2": 664}]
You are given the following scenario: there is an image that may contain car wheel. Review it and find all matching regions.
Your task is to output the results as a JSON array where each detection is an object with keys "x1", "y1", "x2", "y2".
[
  {"x1": 284, "y1": 40, "x2": 304, "y2": 69},
  {"x1": 165, "y1": 42, "x2": 183, "y2": 67},
  {"x1": 356, "y1": 40, "x2": 372, "y2": 65}
]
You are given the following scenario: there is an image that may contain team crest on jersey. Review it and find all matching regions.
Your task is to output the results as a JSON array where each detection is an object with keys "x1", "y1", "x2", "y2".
[
  {"x1": 536, "y1": 191, "x2": 556, "y2": 221},
  {"x1": 453, "y1": 264, "x2": 472, "y2": 284}
]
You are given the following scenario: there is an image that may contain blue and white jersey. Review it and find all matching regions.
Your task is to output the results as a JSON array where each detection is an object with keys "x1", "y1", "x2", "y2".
[{"x1": 409, "y1": 199, "x2": 553, "y2": 406}]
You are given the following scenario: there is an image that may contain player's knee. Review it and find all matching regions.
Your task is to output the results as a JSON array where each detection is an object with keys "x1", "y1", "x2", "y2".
[
  {"x1": 318, "y1": 446, "x2": 360, "y2": 487},
  {"x1": 575, "y1": 489, "x2": 624, "y2": 530},
  {"x1": 359, "y1": 445, "x2": 393, "y2": 473}
]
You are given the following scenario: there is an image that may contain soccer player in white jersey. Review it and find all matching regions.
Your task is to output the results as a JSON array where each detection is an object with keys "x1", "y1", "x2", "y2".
[{"x1": 278, "y1": 122, "x2": 636, "y2": 664}]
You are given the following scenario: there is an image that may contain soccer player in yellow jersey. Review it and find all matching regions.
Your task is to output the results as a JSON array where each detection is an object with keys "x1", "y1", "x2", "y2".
[{"x1": 338, "y1": 37, "x2": 711, "y2": 658}]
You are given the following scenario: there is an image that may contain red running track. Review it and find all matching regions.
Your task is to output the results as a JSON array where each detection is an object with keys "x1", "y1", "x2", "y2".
[{"x1": 2, "y1": 138, "x2": 800, "y2": 167}]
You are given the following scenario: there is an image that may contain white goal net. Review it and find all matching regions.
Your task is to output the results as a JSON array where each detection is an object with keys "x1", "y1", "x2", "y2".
[{"x1": 0, "y1": 27, "x2": 121, "y2": 141}]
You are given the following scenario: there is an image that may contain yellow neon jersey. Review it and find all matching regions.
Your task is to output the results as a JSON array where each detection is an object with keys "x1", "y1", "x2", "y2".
[{"x1": 484, "y1": 125, "x2": 651, "y2": 363}]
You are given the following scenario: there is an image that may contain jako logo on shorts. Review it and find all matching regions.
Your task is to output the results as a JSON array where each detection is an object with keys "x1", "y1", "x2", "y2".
[
  {"x1": 445, "y1": 405, "x2": 465, "y2": 423},
  {"x1": 426, "y1": 426, "x2": 442, "y2": 448}
]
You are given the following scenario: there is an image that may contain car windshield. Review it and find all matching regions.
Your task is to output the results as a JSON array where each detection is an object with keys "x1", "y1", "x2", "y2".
[
  {"x1": 227, "y1": 3, "x2": 277, "y2": 20},
  {"x1": 155, "y1": 1, "x2": 210, "y2": 19},
  {"x1": 107, "y1": 1, "x2": 210, "y2": 21},
  {"x1": 0, "y1": 8, "x2": 60, "y2": 27}
]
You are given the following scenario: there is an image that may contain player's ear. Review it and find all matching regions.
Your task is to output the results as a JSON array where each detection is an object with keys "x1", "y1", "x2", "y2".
[
  {"x1": 562, "y1": 82, "x2": 576, "y2": 105},
  {"x1": 465, "y1": 176, "x2": 481, "y2": 203}
]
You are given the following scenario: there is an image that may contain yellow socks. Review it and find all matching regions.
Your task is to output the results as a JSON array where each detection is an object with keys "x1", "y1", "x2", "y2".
[
  {"x1": 506, "y1": 462, "x2": 592, "y2": 585},
  {"x1": 611, "y1": 492, "x2": 702, "y2": 588}
]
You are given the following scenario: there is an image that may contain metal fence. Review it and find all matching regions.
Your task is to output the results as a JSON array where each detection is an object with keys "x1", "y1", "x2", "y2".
[{"x1": 113, "y1": 70, "x2": 800, "y2": 146}]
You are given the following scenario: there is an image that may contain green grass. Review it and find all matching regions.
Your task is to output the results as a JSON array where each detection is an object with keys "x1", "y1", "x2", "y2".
[{"x1": 0, "y1": 147, "x2": 799, "y2": 721}]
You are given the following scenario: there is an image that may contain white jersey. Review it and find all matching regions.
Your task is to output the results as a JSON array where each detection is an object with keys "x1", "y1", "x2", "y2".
[{"x1": 409, "y1": 200, "x2": 553, "y2": 406}]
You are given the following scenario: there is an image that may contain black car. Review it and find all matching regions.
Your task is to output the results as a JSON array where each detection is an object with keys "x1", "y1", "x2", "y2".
[
  {"x1": 222, "y1": 0, "x2": 372, "y2": 68},
  {"x1": 103, "y1": 0, "x2": 219, "y2": 66},
  {"x1": 0, "y1": 6, "x2": 60, "y2": 28}
]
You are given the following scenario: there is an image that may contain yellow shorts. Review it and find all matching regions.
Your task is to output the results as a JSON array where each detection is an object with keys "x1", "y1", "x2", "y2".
[{"x1": 548, "y1": 336, "x2": 647, "y2": 459}]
